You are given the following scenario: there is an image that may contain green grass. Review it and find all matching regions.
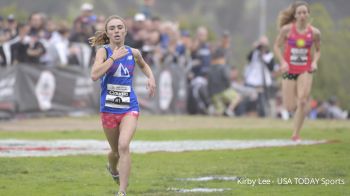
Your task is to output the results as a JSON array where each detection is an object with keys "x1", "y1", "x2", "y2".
[
  {"x1": 0, "y1": 127, "x2": 347, "y2": 141},
  {"x1": 0, "y1": 118, "x2": 349, "y2": 195}
]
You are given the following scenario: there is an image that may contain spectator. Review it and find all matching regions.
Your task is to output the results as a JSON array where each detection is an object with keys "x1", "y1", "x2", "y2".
[
  {"x1": 244, "y1": 36, "x2": 276, "y2": 117},
  {"x1": 76, "y1": 3, "x2": 97, "y2": 26},
  {"x1": 187, "y1": 70, "x2": 210, "y2": 115},
  {"x1": 161, "y1": 21, "x2": 179, "y2": 67},
  {"x1": 0, "y1": 16, "x2": 7, "y2": 66},
  {"x1": 95, "y1": 15, "x2": 106, "y2": 32},
  {"x1": 218, "y1": 30, "x2": 233, "y2": 65},
  {"x1": 40, "y1": 18, "x2": 61, "y2": 65},
  {"x1": 326, "y1": 96, "x2": 348, "y2": 119},
  {"x1": 141, "y1": 29, "x2": 161, "y2": 66},
  {"x1": 28, "y1": 12, "x2": 46, "y2": 38},
  {"x1": 230, "y1": 66, "x2": 259, "y2": 116},
  {"x1": 140, "y1": 0, "x2": 155, "y2": 19},
  {"x1": 190, "y1": 26, "x2": 211, "y2": 78},
  {"x1": 308, "y1": 98, "x2": 318, "y2": 120},
  {"x1": 207, "y1": 48, "x2": 240, "y2": 116},
  {"x1": 70, "y1": 20, "x2": 94, "y2": 43},
  {"x1": 124, "y1": 16, "x2": 137, "y2": 48},
  {"x1": 176, "y1": 30, "x2": 192, "y2": 71},
  {"x1": 11, "y1": 23, "x2": 46, "y2": 65},
  {"x1": 11, "y1": 23, "x2": 30, "y2": 64},
  {"x1": 6, "y1": 14, "x2": 18, "y2": 39},
  {"x1": 71, "y1": 3, "x2": 96, "y2": 44},
  {"x1": 0, "y1": 14, "x2": 19, "y2": 66},
  {"x1": 150, "y1": 16, "x2": 162, "y2": 31},
  {"x1": 43, "y1": 21, "x2": 73, "y2": 66},
  {"x1": 26, "y1": 32, "x2": 46, "y2": 64},
  {"x1": 129, "y1": 13, "x2": 146, "y2": 50}
]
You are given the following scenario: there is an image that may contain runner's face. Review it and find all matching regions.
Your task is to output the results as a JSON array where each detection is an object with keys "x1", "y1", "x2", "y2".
[
  {"x1": 106, "y1": 18, "x2": 126, "y2": 44},
  {"x1": 295, "y1": 5, "x2": 309, "y2": 23}
]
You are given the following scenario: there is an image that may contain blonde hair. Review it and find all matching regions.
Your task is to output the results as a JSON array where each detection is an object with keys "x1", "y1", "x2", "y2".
[
  {"x1": 277, "y1": 1, "x2": 310, "y2": 29},
  {"x1": 89, "y1": 15, "x2": 127, "y2": 47}
]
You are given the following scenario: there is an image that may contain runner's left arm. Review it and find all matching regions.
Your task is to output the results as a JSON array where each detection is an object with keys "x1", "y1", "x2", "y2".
[
  {"x1": 311, "y1": 27, "x2": 321, "y2": 72},
  {"x1": 132, "y1": 48, "x2": 156, "y2": 97}
]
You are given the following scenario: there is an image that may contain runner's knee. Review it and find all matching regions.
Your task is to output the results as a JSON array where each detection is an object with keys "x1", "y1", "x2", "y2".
[
  {"x1": 297, "y1": 97, "x2": 308, "y2": 108},
  {"x1": 284, "y1": 103, "x2": 296, "y2": 112},
  {"x1": 110, "y1": 150, "x2": 119, "y2": 158},
  {"x1": 118, "y1": 142, "x2": 130, "y2": 154}
]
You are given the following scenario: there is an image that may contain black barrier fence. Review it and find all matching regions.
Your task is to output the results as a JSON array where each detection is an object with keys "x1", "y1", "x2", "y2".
[{"x1": 0, "y1": 64, "x2": 187, "y2": 119}]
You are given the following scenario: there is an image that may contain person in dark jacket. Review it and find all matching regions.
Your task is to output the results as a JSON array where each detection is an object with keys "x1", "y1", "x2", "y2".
[{"x1": 207, "y1": 48, "x2": 240, "y2": 116}]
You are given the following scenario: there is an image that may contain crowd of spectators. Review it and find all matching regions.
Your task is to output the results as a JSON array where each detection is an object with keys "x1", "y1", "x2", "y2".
[
  {"x1": 0, "y1": 2, "x2": 348, "y2": 120},
  {"x1": 0, "y1": 3, "x2": 99, "y2": 68}
]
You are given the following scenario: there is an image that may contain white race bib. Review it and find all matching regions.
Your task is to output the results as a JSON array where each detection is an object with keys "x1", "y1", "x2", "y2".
[
  {"x1": 105, "y1": 84, "x2": 130, "y2": 109},
  {"x1": 290, "y1": 48, "x2": 308, "y2": 66}
]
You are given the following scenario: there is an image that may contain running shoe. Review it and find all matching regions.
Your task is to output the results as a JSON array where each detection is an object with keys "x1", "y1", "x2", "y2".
[
  {"x1": 116, "y1": 191, "x2": 126, "y2": 196},
  {"x1": 291, "y1": 135, "x2": 301, "y2": 142},
  {"x1": 106, "y1": 164, "x2": 120, "y2": 184}
]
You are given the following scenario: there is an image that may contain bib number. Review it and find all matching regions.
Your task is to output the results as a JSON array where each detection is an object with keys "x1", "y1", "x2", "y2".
[
  {"x1": 105, "y1": 84, "x2": 130, "y2": 109},
  {"x1": 290, "y1": 48, "x2": 308, "y2": 66}
]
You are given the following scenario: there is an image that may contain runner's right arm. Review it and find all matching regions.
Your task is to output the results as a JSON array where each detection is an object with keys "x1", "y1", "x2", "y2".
[
  {"x1": 91, "y1": 47, "x2": 128, "y2": 81},
  {"x1": 273, "y1": 25, "x2": 290, "y2": 73},
  {"x1": 91, "y1": 48, "x2": 111, "y2": 81}
]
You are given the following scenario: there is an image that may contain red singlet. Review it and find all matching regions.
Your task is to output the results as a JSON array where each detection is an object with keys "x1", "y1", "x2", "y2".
[{"x1": 284, "y1": 23, "x2": 313, "y2": 74}]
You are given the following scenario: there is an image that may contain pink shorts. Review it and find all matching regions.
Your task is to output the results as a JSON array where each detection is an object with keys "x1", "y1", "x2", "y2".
[{"x1": 100, "y1": 111, "x2": 139, "y2": 129}]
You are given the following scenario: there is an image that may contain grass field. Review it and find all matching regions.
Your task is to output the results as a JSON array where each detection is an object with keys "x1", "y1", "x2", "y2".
[{"x1": 0, "y1": 116, "x2": 349, "y2": 195}]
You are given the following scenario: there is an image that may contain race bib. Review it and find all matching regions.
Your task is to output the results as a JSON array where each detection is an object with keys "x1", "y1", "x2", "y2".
[
  {"x1": 105, "y1": 84, "x2": 130, "y2": 109},
  {"x1": 290, "y1": 48, "x2": 308, "y2": 66}
]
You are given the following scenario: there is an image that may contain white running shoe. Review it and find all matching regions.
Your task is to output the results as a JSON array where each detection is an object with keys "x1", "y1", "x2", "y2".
[{"x1": 116, "y1": 191, "x2": 126, "y2": 196}]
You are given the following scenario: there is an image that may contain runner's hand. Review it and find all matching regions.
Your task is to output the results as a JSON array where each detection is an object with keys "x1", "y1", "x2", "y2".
[
  {"x1": 147, "y1": 77, "x2": 156, "y2": 97},
  {"x1": 111, "y1": 46, "x2": 129, "y2": 61},
  {"x1": 310, "y1": 62, "x2": 318, "y2": 72},
  {"x1": 280, "y1": 61, "x2": 289, "y2": 73}
]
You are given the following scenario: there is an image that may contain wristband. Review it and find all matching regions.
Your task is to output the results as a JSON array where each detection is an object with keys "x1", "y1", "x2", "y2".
[{"x1": 109, "y1": 56, "x2": 115, "y2": 62}]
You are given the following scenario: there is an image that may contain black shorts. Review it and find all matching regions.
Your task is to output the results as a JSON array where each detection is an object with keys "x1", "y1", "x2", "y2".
[
  {"x1": 282, "y1": 71, "x2": 314, "y2": 81},
  {"x1": 282, "y1": 73, "x2": 300, "y2": 80}
]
